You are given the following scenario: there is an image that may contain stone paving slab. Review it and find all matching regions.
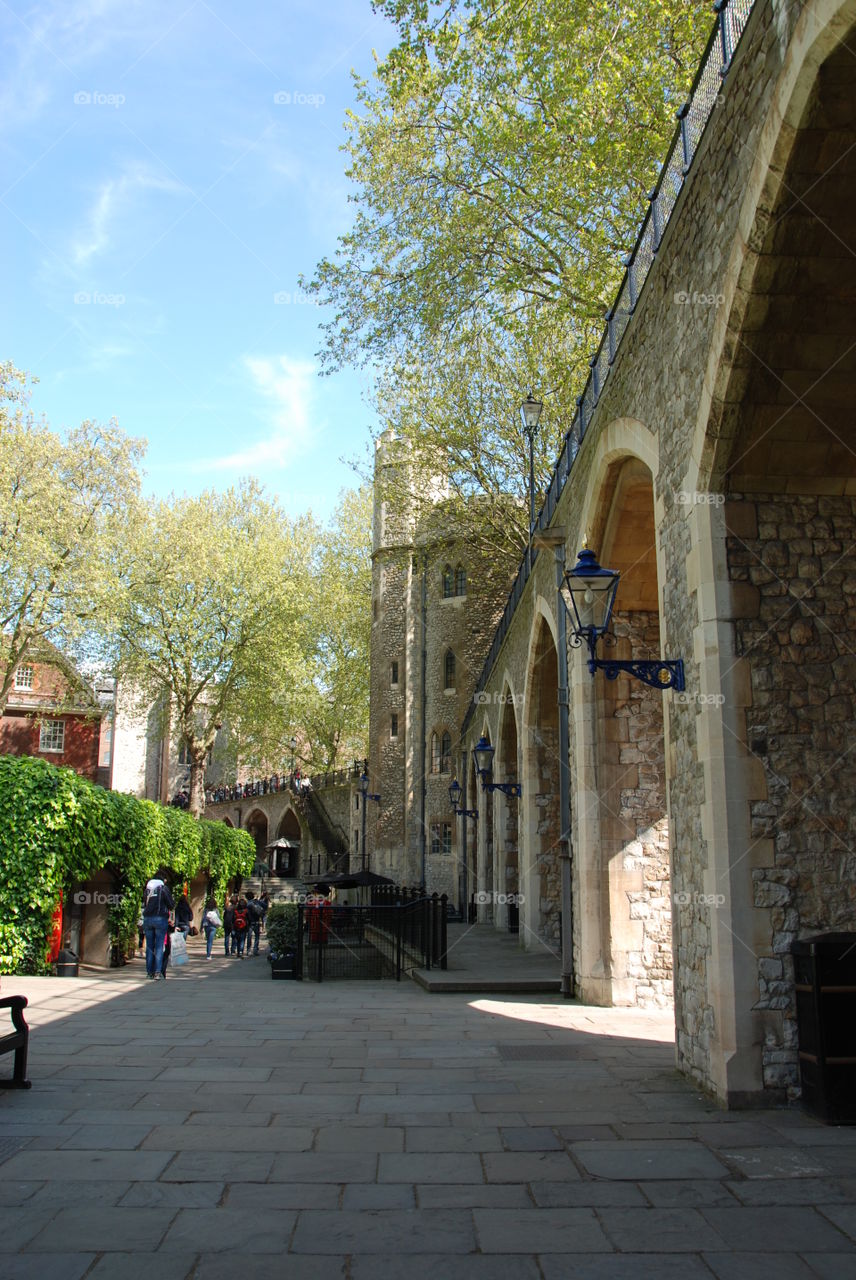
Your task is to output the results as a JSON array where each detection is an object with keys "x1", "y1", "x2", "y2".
[
  {"x1": 2, "y1": 962, "x2": 853, "y2": 1277},
  {"x1": 25, "y1": 1207, "x2": 172, "y2": 1253},
  {"x1": 699, "y1": 1206, "x2": 855, "y2": 1252},
  {"x1": 292, "y1": 1208, "x2": 477, "y2": 1253},
  {"x1": 571, "y1": 1139, "x2": 730, "y2": 1180},
  {"x1": 539, "y1": 1259, "x2": 715, "y2": 1279},
  {"x1": 351, "y1": 1259, "x2": 544, "y2": 1280},
  {"x1": 160, "y1": 1207, "x2": 297, "y2": 1253}
]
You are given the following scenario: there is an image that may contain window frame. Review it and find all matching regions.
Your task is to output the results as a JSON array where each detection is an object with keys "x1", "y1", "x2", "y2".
[
  {"x1": 14, "y1": 665, "x2": 34, "y2": 690},
  {"x1": 443, "y1": 649, "x2": 456, "y2": 690},
  {"x1": 39, "y1": 719, "x2": 65, "y2": 753}
]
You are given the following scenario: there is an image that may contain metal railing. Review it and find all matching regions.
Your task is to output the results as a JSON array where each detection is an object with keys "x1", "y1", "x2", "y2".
[
  {"x1": 462, "y1": 0, "x2": 758, "y2": 731},
  {"x1": 206, "y1": 759, "x2": 364, "y2": 807},
  {"x1": 301, "y1": 890, "x2": 449, "y2": 981}
]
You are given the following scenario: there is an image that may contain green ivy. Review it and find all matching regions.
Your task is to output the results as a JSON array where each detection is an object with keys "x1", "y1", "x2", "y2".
[{"x1": 0, "y1": 754, "x2": 254, "y2": 974}]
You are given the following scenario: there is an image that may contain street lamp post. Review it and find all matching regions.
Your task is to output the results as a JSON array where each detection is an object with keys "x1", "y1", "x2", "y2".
[
  {"x1": 359, "y1": 771, "x2": 381, "y2": 873},
  {"x1": 289, "y1": 735, "x2": 297, "y2": 777},
  {"x1": 562, "y1": 547, "x2": 685, "y2": 690},
  {"x1": 472, "y1": 737, "x2": 522, "y2": 797},
  {"x1": 521, "y1": 393, "x2": 543, "y2": 571}
]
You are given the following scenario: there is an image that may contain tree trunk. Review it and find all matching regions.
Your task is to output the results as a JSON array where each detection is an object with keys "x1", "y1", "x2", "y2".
[{"x1": 188, "y1": 751, "x2": 207, "y2": 819}]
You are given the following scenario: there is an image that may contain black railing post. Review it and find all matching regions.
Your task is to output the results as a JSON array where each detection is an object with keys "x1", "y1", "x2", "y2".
[
  {"x1": 648, "y1": 190, "x2": 663, "y2": 251},
  {"x1": 606, "y1": 309, "x2": 616, "y2": 364},
  {"x1": 715, "y1": 0, "x2": 733, "y2": 72},
  {"x1": 297, "y1": 903, "x2": 304, "y2": 980},
  {"x1": 590, "y1": 354, "x2": 600, "y2": 403},
  {"x1": 396, "y1": 907, "x2": 402, "y2": 980},
  {"x1": 677, "y1": 102, "x2": 691, "y2": 173},
  {"x1": 624, "y1": 254, "x2": 637, "y2": 311},
  {"x1": 440, "y1": 894, "x2": 448, "y2": 970}
]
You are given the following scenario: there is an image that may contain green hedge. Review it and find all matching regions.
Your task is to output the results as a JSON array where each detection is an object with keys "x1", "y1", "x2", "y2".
[{"x1": 0, "y1": 755, "x2": 254, "y2": 974}]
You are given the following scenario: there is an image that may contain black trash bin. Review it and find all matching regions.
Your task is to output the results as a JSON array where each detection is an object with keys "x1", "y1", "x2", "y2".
[
  {"x1": 55, "y1": 948, "x2": 79, "y2": 977},
  {"x1": 792, "y1": 932, "x2": 856, "y2": 1125}
]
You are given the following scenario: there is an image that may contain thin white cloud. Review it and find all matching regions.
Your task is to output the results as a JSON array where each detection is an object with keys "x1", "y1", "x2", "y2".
[
  {"x1": 72, "y1": 167, "x2": 186, "y2": 266},
  {"x1": 0, "y1": 0, "x2": 160, "y2": 131},
  {"x1": 201, "y1": 353, "x2": 319, "y2": 473}
]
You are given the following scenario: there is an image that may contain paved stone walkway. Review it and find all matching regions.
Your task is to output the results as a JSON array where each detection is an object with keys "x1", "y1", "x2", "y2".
[
  {"x1": 1, "y1": 945, "x2": 855, "y2": 1278},
  {"x1": 414, "y1": 923, "x2": 561, "y2": 992}
]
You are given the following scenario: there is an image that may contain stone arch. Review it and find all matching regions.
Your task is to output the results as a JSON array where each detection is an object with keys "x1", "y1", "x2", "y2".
[
  {"x1": 689, "y1": 0, "x2": 856, "y2": 497},
  {"x1": 495, "y1": 683, "x2": 521, "y2": 932},
  {"x1": 684, "y1": 7, "x2": 856, "y2": 1100},
  {"x1": 272, "y1": 807, "x2": 302, "y2": 878},
  {"x1": 568, "y1": 444, "x2": 672, "y2": 1010},
  {"x1": 245, "y1": 809, "x2": 268, "y2": 864},
  {"x1": 522, "y1": 614, "x2": 561, "y2": 949},
  {"x1": 221, "y1": 816, "x2": 234, "y2": 828}
]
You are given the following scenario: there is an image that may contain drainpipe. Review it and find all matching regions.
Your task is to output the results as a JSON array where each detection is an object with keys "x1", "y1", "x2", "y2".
[
  {"x1": 418, "y1": 553, "x2": 428, "y2": 889},
  {"x1": 535, "y1": 528, "x2": 575, "y2": 998}
]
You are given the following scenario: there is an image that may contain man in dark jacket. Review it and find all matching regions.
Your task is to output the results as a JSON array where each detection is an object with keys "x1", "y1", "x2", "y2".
[
  {"x1": 142, "y1": 877, "x2": 175, "y2": 980},
  {"x1": 245, "y1": 892, "x2": 264, "y2": 956},
  {"x1": 175, "y1": 895, "x2": 193, "y2": 934},
  {"x1": 223, "y1": 897, "x2": 236, "y2": 956}
]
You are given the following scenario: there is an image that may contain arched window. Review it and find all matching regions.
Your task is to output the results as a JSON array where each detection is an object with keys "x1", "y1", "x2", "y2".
[
  {"x1": 440, "y1": 731, "x2": 452, "y2": 774},
  {"x1": 431, "y1": 732, "x2": 440, "y2": 774},
  {"x1": 455, "y1": 564, "x2": 466, "y2": 596},
  {"x1": 444, "y1": 649, "x2": 456, "y2": 689},
  {"x1": 442, "y1": 564, "x2": 454, "y2": 598}
]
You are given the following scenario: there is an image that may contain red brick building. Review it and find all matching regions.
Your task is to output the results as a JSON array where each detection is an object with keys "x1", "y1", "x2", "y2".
[{"x1": 1, "y1": 649, "x2": 105, "y2": 782}]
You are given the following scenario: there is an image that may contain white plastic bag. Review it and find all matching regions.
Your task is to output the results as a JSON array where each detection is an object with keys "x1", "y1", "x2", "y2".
[{"x1": 171, "y1": 931, "x2": 188, "y2": 965}]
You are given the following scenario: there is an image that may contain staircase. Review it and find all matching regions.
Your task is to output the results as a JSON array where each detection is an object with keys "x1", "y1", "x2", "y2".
[{"x1": 297, "y1": 789, "x2": 350, "y2": 873}]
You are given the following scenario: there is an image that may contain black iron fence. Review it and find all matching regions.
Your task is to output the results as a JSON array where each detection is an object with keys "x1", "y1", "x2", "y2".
[{"x1": 299, "y1": 890, "x2": 448, "y2": 982}]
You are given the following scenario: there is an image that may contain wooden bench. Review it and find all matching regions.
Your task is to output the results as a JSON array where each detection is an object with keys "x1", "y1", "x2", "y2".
[{"x1": 0, "y1": 996, "x2": 31, "y2": 1089}]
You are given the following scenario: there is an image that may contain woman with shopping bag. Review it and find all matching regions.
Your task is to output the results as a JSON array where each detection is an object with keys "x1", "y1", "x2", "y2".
[{"x1": 201, "y1": 898, "x2": 222, "y2": 960}]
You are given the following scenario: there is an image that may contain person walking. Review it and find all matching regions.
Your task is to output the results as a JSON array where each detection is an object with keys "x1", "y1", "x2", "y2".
[
  {"x1": 161, "y1": 923, "x2": 173, "y2": 979},
  {"x1": 223, "y1": 896, "x2": 237, "y2": 957},
  {"x1": 245, "y1": 892, "x2": 264, "y2": 956},
  {"x1": 176, "y1": 894, "x2": 193, "y2": 935},
  {"x1": 232, "y1": 897, "x2": 250, "y2": 957},
  {"x1": 201, "y1": 899, "x2": 221, "y2": 959},
  {"x1": 142, "y1": 876, "x2": 174, "y2": 980}
]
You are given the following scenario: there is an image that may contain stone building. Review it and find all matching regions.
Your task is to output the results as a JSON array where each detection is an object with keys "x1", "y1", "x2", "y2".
[
  {"x1": 365, "y1": 0, "x2": 856, "y2": 1109},
  {"x1": 366, "y1": 431, "x2": 513, "y2": 902},
  {"x1": 0, "y1": 647, "x2": 106, "y2": 784}
]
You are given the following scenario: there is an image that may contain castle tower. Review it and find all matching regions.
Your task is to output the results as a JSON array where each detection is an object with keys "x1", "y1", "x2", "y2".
[{"x1": 367, "y1": 434, "x2": 511, "y2": 906}]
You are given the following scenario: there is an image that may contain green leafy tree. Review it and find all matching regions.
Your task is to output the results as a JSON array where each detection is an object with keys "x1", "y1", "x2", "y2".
[
  {"x1": 110, "y1": 482, "x2": 305, "y2": 818},
  {"x1": 304, "y1": 0, "x2": 710, "y2": 573},
  {"x1": 300, "y1": 486, "x2": 372, "y2": 773},
  {"x1": 0, "y1": 363, "x2": 144, "y2": 713},
  {"x1": 239, "y1": 488, "x2": 372, "y2": 777}
]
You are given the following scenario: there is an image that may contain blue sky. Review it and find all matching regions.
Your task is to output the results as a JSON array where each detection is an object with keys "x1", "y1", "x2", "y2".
[{"x1": 1, "y1": 0, "x2": 395, "y2": 520}]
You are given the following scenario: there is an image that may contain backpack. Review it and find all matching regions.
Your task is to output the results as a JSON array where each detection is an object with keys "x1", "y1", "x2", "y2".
[
  {"x1": 233, "y1": 907, "x2": 249, "y2": 932},
  {"x1": 248, "y1": 899, "x2": 264, "y2": 921},
  {"x1": 143, "y1": 884, "x2": 165, "y2": 918}
]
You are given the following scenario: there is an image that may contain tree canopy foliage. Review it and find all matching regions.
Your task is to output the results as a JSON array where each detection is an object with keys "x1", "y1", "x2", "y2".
[
  {"x1": 0, "y1": 363, "x2": 143, "y2": 714},
  {"x1": 108, "y1": 481, "x2": 307, "y2": 817},
  {"x1": 304, "y1": 0, "x2": 711, "y2": 573}
]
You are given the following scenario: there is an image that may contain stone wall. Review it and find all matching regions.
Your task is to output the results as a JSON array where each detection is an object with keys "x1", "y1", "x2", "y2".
[
  {"x1": 728, "y1": 492, "x2": 856, "y2": 1090},
  {"x1": 602, "y1": 611, "x2": 672, "y2": 1008}
]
